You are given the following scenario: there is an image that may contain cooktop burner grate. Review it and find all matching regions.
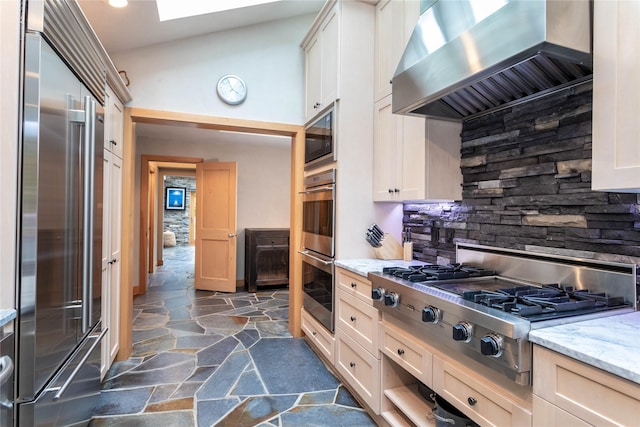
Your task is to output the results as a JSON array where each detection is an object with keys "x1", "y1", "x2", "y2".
[
  {"x1": 382, "y1": 264, "x2": 496, "y2": 282},
  {"x1": 458, "y1": 283, "x2": 630, "y2": 321}
]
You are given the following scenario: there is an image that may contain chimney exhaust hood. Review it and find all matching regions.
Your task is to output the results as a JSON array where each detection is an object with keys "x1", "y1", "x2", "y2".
[{"x1": 392, "y1": 0, "x2": 593, "y2": 120}]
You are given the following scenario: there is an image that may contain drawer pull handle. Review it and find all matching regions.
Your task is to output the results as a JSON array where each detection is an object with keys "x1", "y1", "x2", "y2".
[
  {"x1": 349, "y1": 362, "x2": 356, "y2": 368},
  {"x1": 468, "y1": 397, "x2": 477, "y2": 406},
  {"x1": 397, "y1": 348, "x2": 405, "y2": 356},
  {"x1": 350, "y1": 316, "x2": 356, "y2": 322},
  {"x1": 351, "y1": 282, "x2": 357, "y2": 288},
  {"x1": 312, "y1": 331, "x2": 317, "y2": 336}
]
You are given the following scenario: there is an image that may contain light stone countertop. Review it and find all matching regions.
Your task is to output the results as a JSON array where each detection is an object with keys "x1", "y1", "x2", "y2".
[
  {"x1": 335, "y1": 258, "x2": 426, "y2": 278},
  {"x1": 0, "y1": 309, "x2": 16, "y2": 328},
  {"x1": 529, "y1": 311, "x2": 640, "y2": 385}
]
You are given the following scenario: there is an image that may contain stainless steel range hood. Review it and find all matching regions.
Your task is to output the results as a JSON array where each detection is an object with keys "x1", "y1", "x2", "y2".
[{"x1": 392, "y1": 0, "x2": 593, "y2": 120}]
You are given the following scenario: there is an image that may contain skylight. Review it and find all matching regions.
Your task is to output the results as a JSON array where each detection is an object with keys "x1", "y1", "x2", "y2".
[{"x1": 156, "y1": 0, "x2": 281, "y2": 22}]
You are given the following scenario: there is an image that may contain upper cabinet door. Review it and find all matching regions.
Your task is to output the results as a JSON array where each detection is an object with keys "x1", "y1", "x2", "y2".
[
  {"x1": 374, "y1": 0, "x2": 420, "y2": 102},
  {"x1": 592, "y1": 0, "x2": 640, "y2": 192},
  {"x1": 303, "y1": 3, "x2": 339, "y2": 123},
  {"x1": 105, "y1": 86, "x2": 124, "y2": 158}
]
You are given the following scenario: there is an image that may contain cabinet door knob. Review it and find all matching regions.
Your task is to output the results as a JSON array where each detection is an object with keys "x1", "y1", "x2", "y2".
[
  {"x1": 388, "y1": 188, "x2": 394, "y2": 193},
  {"x1": 397, "y1": 348, "x2": 405, "y2": 356},
  {"x1": 349, "y1": 362, "x2": 356, "y2": 368},
  {"x1": 351, "y1": 282, "x2": 357, "y2": 288},
  {"x1": 350, "y1": 316, "x2": 356, "y2": 322},
  {"x1": 468, "y1": 397, "x2": 477, "y2": 406},
  {"x1": 228, "y1": 233, "x2": 235, "y2": 238}
]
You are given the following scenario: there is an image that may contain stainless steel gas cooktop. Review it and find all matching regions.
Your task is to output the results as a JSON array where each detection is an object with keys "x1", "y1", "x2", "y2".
[{"x1": 369, "y1": 244, "x2": 636, "y2": 386}]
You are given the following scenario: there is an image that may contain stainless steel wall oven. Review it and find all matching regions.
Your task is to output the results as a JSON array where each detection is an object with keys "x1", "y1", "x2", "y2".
[
  {"x1": 300, "y1": 169, "x2": 336, "y2": 332},
  {"x1": 304, "y1": 104, "x2": 335, "y2": 170}
]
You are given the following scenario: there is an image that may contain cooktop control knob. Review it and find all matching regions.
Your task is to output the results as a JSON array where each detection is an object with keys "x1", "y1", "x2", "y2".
[
  {"x1": 421, "y1": 306, "x2": 441, "y2": 323},
  {"x1": 452, "y1": 321, "x2": 473, "y2": 342},
  {"x1": 384, "y1": 292, "x2": 399, "y2": 307},
  {"x1": 371, "y1": 288, "x2": 385, "y2": 301},
  {"x1": 480, "y1": 333, "x2": 504, "y2": 357}
]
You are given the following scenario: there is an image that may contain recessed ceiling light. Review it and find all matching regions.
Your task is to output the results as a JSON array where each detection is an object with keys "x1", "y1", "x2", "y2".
[
  {"x1": 108, "y1": 0, "x2": 128, "y2": 8},
  {"x1": 156, "y1": 0, "x2": 279, "y2": 22}
]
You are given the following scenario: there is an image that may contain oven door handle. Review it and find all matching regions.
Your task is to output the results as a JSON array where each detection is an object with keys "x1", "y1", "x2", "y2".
[
  {"x1": 298, "y1": 250, "x2": 333, "y2": 266},
  {"x1": 299, "y1": 186, "x2": 334, "y2": 194}
]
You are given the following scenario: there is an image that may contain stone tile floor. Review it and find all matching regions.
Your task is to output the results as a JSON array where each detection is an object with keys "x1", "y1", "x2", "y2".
[{"x1": 90, "y1": 245, "x2": 376, "y2": 426}]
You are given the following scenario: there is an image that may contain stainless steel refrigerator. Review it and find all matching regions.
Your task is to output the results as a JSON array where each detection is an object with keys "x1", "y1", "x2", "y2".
[{"x1": 17, "y1": 1, "x2": 106, "y2": 425}]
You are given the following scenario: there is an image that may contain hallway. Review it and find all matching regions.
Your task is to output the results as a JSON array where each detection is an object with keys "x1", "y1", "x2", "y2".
[{"x1": 90, "y1": 245, "x2": 375, "y2": 426}]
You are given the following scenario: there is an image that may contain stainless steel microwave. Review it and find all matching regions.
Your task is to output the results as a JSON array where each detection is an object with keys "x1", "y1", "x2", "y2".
[{"x1": 304, "y1": 104, "x2": 335, "y2": 169}]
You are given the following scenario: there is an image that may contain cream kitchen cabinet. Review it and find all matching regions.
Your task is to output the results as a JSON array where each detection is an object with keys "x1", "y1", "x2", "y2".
[
  {"x1": 533, "y1": 345, "x2": 640, "y2": 426},
  {"x1": 336, "y1": 266, "x2": 374, "y2": 306},
  {"x1": 301, "y1": 307, "x2": 335, "y2": 365},
  {"x1": 374, "y1": 95, "x2": 462, "y2": 201},
  {"x1": 302, "y1": 0, "x2": 375, "y2": 260},
  {"x1": 334, "y1": 267, "x2": 381, "y2": 414},
  {"x1": 101, "y1": 85, "x2": 124, "y2": 378},
  {"x1": 592, "y1": 0, "x2": 640, "y2": 192},
  {"x1": 104, "y1": 86, "x2": 123, "y2": 158},
  {"x1": 432, "y1": 355, "x2": 532, "y2": 427},
  {"x1": 302, "y1": 2, "x2": 339, "y2": 122},
  {"x1": 336, "y1": 329, "x2": 381, "y2": 414},
  {"x1": 374, "y1": 0, "x2": 420, "y2": 102},
  {"x1": 379, "y1": 319, "x2": 436, "y2": 426},
  {"x1": 379, "y1": 319, "x2": 432, "y2": 387},
  {"x1": 336, "y1": 280, "x2": 379, "y2": 356}
]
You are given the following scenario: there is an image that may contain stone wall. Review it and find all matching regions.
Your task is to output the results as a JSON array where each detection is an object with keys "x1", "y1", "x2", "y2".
[
  {"x1": 164, "y1": 176, "x2": 196, "y2": 245},
  {"x1": 404, "y1": 81, "x2": 640, "y2": 266}
]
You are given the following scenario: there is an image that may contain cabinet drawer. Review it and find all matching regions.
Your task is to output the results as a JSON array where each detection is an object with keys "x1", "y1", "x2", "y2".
[
  {"x1": 301, "y1": 308, "x2": 335, "y2": 365},
  {"x1": 533, "y1": 345, "x2": 640, "y2": 426},
  {"x1": 433, "y1": 355, "x2": 532, "y2": 427},
  {"x1": 532, "y1": 395, "x2": 590, "y2": 427},
  {"x1": 256, "y1": 236, "x2": 289, "y2": 247},
  {"x1": 380, "y1": 320, "x2": 432, "y2": 386},
  {"x1": 336, "y1": 330, "x2": 381, "y2": 414},
  {"x1": 336, "y1": 287, "x2": 379, "y2": 355},
  {"x1": 336, "y1": 267, "x2": 373, "y2": 303}
]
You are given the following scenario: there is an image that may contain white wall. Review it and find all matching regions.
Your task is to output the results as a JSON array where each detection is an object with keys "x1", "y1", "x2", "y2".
[
  {"x1": 0, "y1": 0, "x2": 20, "y2": 310},
  {"x1": 114, "y1": 13, "x2": 312, "y2": 286},
  {"x1": 137, "y1": 132, "x2": 291, "y2": 281},
  {"x1": 111, "y1": 13, "x2": 316, "y2": 124}
]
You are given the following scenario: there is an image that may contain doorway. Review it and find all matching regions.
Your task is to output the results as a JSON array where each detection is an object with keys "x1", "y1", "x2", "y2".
[
  {"x1": 139, "y1": 156, "x2": 203, "y2": 296},
  {"x1": 118, "y1": 108, "x2": 305, "y2": 362}
]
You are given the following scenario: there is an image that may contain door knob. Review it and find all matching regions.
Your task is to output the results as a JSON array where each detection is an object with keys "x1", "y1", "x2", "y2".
[{"x1": 228, "y1": 233, "x2": 235, "y2": 238}]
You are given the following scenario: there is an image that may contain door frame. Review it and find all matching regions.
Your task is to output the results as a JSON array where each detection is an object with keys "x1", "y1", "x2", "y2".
[
  {"x1": 138, "y1": 155, "x2": 204, "y2": 296},
  {"x1": 119, "y1": 107, "x2": 304, "y2": 361}
]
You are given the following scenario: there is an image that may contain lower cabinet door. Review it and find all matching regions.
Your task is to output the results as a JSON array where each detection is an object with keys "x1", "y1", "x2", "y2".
[
  {"x1": 336, "y1": 330, "x2": 381, "y2": 414},
  {"x1": 379, "y1": 320, "x2": 432, "y2": 386},
  {"x1": 532, "y1": 395, "x2": 590, "y2": 427},
  {"x1": 336, "y1": 286, "x2": 379, "y2": 355},
  {"x1": 533, "y1": 345, "x2": 640, "y2": 426},
  {"x1": 301, "y1": 308, "x2": 335, "y2": 365},
  {"x1": 432, "y1": 355, "x2": 532, "y2": 427}
]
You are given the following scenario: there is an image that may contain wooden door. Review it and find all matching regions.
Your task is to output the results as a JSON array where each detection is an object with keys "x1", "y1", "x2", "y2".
[
  {"x1": 195, "y1": 161, "x2": 237, "y2": 292},
  {"x1": 189, "y1": 191, "x2": 196, "y2": 245}
]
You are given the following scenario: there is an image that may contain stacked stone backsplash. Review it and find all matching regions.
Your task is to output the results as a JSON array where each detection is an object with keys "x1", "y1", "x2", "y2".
[
  {"x1": 404, "y1": 81, "x2": 640, "y2": 269},
  {"x1": 164, "y1": 176, "x2": 195, "y2": 245}
]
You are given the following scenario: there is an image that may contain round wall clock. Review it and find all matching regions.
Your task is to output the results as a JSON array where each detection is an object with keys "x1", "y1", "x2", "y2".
[{"x1": 216, "y1": 74, "x2": 247, "y2": 105}]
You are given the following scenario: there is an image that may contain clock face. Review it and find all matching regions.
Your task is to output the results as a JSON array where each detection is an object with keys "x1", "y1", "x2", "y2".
[{"x1": 217, "y1": 75, "x2": 247, "y2": 105}]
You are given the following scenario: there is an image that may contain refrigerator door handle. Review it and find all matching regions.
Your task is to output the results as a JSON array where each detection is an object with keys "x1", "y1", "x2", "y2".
[
  {"x1": 0, "y1": 355, "x2": 14, "y2": 410},
  {"x1": 81, "y1": 96, "x2": 96, "y2": 334},
  {"x1": 49, "y1": 328, "x2": 107, "y2": 401}
]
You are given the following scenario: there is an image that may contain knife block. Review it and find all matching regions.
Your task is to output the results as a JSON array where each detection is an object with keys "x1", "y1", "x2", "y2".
[{"x1": 373, "y1": 234, "x2": 404, "y2": 260}]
